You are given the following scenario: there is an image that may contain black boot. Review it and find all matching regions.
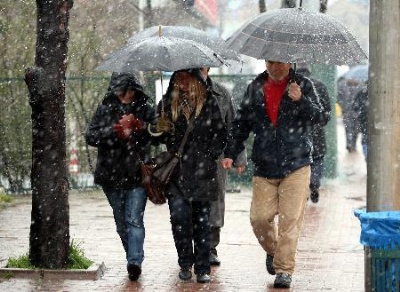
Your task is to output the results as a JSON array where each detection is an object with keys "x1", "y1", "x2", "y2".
[
  {"x1": 196, "y1": 273, "x2": 210, "y2": 283},
  {"x1": 179, "y1": 267, "x2": 192, "y2": 281},
  {"x1": 209, "y1": 251, "x2": 221, "y2": 266},
  {"x1": 310, "y1": 189, "x2": 319, "y2": 203},
  {"x1": 127, "y1": 264, "x2": 141, "y2": 281}
]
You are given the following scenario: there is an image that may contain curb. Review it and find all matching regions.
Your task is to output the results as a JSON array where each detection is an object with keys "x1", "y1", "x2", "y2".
[{"x1": 0, "y1": 262, "x2": 105, "y2": 281}]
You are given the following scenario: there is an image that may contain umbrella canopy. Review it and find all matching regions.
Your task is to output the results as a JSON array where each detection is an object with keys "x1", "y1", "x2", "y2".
[
  {"x1": 340, "y1": 64, "x2": 368, "y2": 82},
  {"x1": 95, "y1": 35, "x2": 225, "y2": 72},
  {"x1": 128, "y1": 25, "x2": 240, "y2": 62},
  {"x1": 226, "y1": 8, "x2": 367, "y2": 65}
]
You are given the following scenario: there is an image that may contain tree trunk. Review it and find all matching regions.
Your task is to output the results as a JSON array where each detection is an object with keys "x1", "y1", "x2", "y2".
[
  {"x1": 281, "y1": 0, "x2": 296, "y2": 8},
  {"x1": 24, "y1": 0, "x2": 73, "y2": 269},
  {"x1": 145, "y1": 0, "x2": 154, "y2": 28},
  {"x1": 319, "y1": 0, "x2": 327, "y2": 13},
  {"x1": 259, "y1": 0, "x2": 266, "y2": 13}
]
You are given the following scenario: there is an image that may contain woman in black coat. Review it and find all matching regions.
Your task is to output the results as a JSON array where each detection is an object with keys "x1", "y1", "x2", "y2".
[
  {"x1": 152, "y1": 69, "x2": 227, "y2": 283},
  {"x1": 85, "y1": 72, "x2": 156, "y2": 281}
]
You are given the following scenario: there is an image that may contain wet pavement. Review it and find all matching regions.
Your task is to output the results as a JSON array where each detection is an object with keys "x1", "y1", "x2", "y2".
[{"x1": 0, "y1": 120, "x2": 367, "y2": 291}]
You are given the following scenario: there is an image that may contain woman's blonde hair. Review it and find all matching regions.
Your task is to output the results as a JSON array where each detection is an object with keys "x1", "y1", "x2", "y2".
[{"x1": 170, "y1": 71, "x2": 206, "y2": 121}]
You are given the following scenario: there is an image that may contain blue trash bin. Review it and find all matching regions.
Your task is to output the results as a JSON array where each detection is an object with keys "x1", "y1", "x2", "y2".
[{"x1": 355, "y1": 209, "x2": 400, "y2": 292}]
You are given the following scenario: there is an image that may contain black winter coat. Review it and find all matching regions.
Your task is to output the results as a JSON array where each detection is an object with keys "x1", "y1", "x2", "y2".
[
  {"x1": 156, "y1": 86, "x2": 227, "y2": 202},
  {"x1": 208, "y1": 78, "x2": 247, "y2": 194},
  {"x1": 308, "y1": 77, "x2": 331, "y2": 158},
  {"x1": 224, "y1": 69, "x2": 323, "y2": 179},
  {"x1": 85, "y1": 93, "x2": 156, "y2": 189},
  {"x1": 297, "y1": 69, "x2": 332, "y2": 159},
  {"x1": 353, "y1": 85, "x2": 369, "y2": 146}
]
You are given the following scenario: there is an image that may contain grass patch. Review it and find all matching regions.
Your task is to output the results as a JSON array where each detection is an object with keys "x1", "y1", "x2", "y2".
[
  {"x1": 68, "y1": 240, "x2": 94, "y2": 269},
  {"x1": 6, "y1": 240, "x2": 93, "y2": 270},
  {"x1": 5, "y1": 254, "x2": 36, "y2": 269},
  {"x1": 0, "y1": 191, "x2": 14, "y2": 204}
]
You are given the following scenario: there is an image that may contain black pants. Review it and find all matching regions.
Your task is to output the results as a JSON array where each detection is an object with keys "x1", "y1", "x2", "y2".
[
  {"x1": 210, "y1": 227, "x2": 220, "y2": 255},
  {"x1": 310, "y1": 157, "x2": 324, "y2": 191},
  {"x1": 168, "y1": 196, "x2": 211, "y2": 275}
]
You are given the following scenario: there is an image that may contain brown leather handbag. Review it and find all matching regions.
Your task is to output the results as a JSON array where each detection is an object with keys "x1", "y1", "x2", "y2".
[{"x1": 138, "y1": 117, "x2": 195, "y2": 205}]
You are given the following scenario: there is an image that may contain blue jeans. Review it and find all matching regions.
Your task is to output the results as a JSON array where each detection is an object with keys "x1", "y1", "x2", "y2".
[
  {"x1": 168, "y1": 196, "x2": 211, "y2": 275},
  {"x1": 103, "y1": 187, "x2": 147, "y2": 267}
]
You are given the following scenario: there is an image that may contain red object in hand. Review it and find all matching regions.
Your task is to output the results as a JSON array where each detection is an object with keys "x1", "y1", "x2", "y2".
[
  {"x1": 113, "y1": 123, "x2": 126, "y2": 139},
  {"x1": 114, "y1": 114, "x2": 144, "y2": 139},
  {"x1": 119, "y1": 114, "x2": 144, "y2": 131}
]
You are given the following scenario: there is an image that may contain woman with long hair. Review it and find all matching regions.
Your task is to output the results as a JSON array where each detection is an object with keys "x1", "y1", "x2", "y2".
[{"x1": 152, "y1": 69, "x2": 227, "y2": 283}]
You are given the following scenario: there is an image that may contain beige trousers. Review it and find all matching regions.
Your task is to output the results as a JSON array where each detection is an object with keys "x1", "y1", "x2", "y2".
[{"x1": 250, "y1": 166, "x2": 310, "y2": 275}]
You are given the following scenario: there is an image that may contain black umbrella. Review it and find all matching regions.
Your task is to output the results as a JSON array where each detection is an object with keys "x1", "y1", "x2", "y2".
[
  {"x1": 95, "y1": 35, "x2": 225, "y2": 73},
  {"x1": 95, "y1": 27, "x2": 227, "y2": 133},
  {"x1": 226, "y1": 8, "x2": 367, "y2": 65},
  {"x1": 128, "y1": 25, "x2": 240, "y2": 63}
]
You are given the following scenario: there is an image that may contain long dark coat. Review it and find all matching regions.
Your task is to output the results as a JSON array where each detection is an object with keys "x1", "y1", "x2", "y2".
[
  {"x1": 297, "y1": 68, "x2": 332, "y2": 159},
  {"x1": 156, "y1": 75, "x2": 228, "y2": 202},
  {"x1": 353, "y1": 84, "x2": 369, "y2": 146},
  {"x1": 208, "y1": 78, "x2": 246, "y2": 227}
]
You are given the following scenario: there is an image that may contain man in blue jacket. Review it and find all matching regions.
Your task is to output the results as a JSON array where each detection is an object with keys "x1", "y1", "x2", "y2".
[{"x1": 222, "y1": 60, "x2": 323, "y2": 288}]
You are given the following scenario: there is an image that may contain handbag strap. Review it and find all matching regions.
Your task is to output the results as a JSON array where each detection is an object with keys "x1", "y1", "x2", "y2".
[
  {"x1": 134, "y1": 115, "x2": 195, "y2": 162},
  {"x1": 176, "y1": 116, "x2": 195, "y2": 157}
]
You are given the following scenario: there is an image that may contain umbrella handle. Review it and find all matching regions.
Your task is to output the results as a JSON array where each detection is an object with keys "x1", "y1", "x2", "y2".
[
  {"x1": 160, "y1": 71, "x2": 164, "y2": 113},
  {"x1": 147, "y1": 123, "x2": 163, "y2": 137},
  {"x1": 156, "y1": 72, "x2": 174, "y2": 134},
  {"x1": 290, "y1": 63, "x2": 298, "y2": 84}
]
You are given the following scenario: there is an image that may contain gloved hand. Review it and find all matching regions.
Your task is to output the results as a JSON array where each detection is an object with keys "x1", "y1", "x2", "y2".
[
  {"x1": 113, "y1": 123, "x2": 126, "y2": 139},
  {"x1": 114, "y1": 114, "x2": 144, "y2": 139},
  {"x1": 156, "y1": 113, "x2": 174, "y2": 133}
]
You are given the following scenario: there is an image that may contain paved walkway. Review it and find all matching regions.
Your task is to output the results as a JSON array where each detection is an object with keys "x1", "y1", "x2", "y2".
[{"x1": 0, "y1": 120, "x2": 367, "y2": 291}]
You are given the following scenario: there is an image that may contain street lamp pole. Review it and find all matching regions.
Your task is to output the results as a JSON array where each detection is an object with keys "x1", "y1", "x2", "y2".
[
  {"x1": 364, "y1": 1, "x2": 400, "y2": 291},
  {"x1": 368, "y1": 0, "x2": 400, "y2": 212}
]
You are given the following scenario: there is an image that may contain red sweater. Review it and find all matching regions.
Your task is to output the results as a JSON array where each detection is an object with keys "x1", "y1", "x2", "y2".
[{"x1": 263, "y1": 76, "x2": 289, "y2": 126}]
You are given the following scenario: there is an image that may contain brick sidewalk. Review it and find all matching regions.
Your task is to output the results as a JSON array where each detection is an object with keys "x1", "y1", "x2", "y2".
[{"x1": 0, "y1": 121, "x2": 367, "y2": 291}]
